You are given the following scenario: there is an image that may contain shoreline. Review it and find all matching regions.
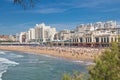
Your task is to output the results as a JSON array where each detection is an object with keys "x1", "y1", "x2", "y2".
[{"x1": 0, "y1": 46, "x2": 103, "y2": 62}]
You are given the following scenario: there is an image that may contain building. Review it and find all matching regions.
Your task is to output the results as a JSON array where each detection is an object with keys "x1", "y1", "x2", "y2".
[
  {"x1": 54, "y1": 29, "x2": 71, "y2": 40},
  {"x1": 17, "y1": 20, "x2": 119, "y2": 47},
  {"x1": 19, "y1": 32, "x2": 27, "y2": 43},
  {"x1": 27, "y1": 28, "x2": 35, "y2": 42},
  {"x1": 0, "y1": 35, "x2": 16, "y2": 42},
  {"x1": 71, "y1": 21, "x2": 118, "y2": 47},
  {"x1": 53, "y1": 21, "x2": 119, "y2": 47},
  {"x1": 0, "y1": 35, "x2": 10, "y2": 41},
  {"x1": 35, "y1": 23, "x2": 56, "y2": 43}
]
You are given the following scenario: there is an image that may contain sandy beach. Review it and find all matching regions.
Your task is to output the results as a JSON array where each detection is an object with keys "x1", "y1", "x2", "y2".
[{"x1": 0, "y1": 46, "x2": 104, "y2": 61}]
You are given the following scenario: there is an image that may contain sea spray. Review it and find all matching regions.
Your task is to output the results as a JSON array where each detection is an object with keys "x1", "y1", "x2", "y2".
[
  {"x1": 9, "y1": 53, "x2": 24, "y2": 58},
  {"x1": 72, "y1": 60, "x2": 95, "y2": 65},
  {"x1": 0, "y1": 51, "x2": 5, "y2": 55},
  {"x1": 0, "y1": 57, "x2": 19, "y2": 80}
]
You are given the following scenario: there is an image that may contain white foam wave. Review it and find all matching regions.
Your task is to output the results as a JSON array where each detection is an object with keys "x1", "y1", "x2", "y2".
[
  {"x1": 0, "y1": 57, "x2": 19, "y2": 80},
  {"x1": 39, "y1": 61, "x2": 46, "y2": 63},
  {"x1": 72, "y1": 61, "x2": 84, "y2": 63},
  {"x1": 0, "y1": 70, "x2": 6, "y2": 80},
  {"x1": 9, "y1": 53, "x2": 24, "y2": 58},
  {"x1": 41, "y1": 54, "x2": 57, "y2": 59},
  {"x1": 72, "y1": 60, "x2": 95, "y2": 65},
  {"x1": 0, "y1": 58, "x2": 19, "y2": 65},
  {"x1": 0, "y1": 52, "x2": 5, "y2": 55},
  {"x1": 41, "y1": 54, "x2": 52, "y2": 58},
  {"x1": 85, "y1": 62, "x2": 95, "y2": 65}
]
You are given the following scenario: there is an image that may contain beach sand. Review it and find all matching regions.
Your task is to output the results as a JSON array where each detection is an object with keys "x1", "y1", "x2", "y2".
[{"x1": 0, "y1": 46, "x2": 103, "y2": 61}]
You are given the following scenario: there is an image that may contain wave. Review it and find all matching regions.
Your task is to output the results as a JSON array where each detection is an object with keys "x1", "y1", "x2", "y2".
[
  {"x1": 9, "y1": 53, "x2": 24, "y2": 58},
  {"x1": 0, "y1": 57, "x2": 19, "y2": 80},
  {"x1": 84, "y1": 62, "x2": 95, "y2": 65},
  {"x1": 39, "y1": 61, "x2": 46, "y2": 63},
  {"x1": 0, "y1": 70, "x2": 6, "y2": 80},
  {"x1": 40, "y1": 54, "x2": 58, "y2": 59},
  {"x1": 72, "y1": 60, "x2": 95, "y2": 65},
  {"x1": 72, "y1": 60, "x2": 84, "y2": 63},
  {"x1": 0, "y1": 58, "x2": 19, "y2": 65},
  {"x1": 0, "y1": 51, "x2": 6, "y2": 55}
]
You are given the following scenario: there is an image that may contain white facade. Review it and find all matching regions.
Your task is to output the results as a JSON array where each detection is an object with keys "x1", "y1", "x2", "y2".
[
  {"x1": 94, "y1": 21, "x2": 116, "y2": 29},
  {"x1": 76, "y1": 23, "x2": 94, "y2": 33},
  {"x1": 45, "y1": 27, "x2": 56, "y2": 41},
  {"x1": 68, "y1": 21, "x2": 118, "y2": 46},
  {"x1": 94, "y1": 22, "x2": 104, "y2": 29},
  {"x1": 34, "y1": 23, "x2": 56, "y2": 43},
  {"x1": 28, "y1": 28, "x2": 35, "y2": 42},
  {"x1": 17, "y1": 20, "x2": 119, "y2": 46},
  {"x1": 35, "y1": 23, "x2": 45, "y2": 42},
  {"x1": 16, "y1": 33, "x2": 19, "y2": 42},
  {"x1": 104, "y1": 21, "x2": 116, "y2": 28},
  {"x1": 19, "y1": 32, "x2": 27, "y2": 43}
]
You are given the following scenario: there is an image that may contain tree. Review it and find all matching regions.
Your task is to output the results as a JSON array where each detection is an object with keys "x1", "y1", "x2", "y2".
[
  {"x1": 13, "y1": 0, "x2": 40, "y2": 9},
  {"x1": 62, "y1": 42, "x2": 120, "y2": 80},
  {"x1": 88, "y1": 42, "x2": 120, "y2": 80},
  {"x1": 62, "y1": 71, "x2": 87, "y2": 80},
  {"x1": 62, "y1": 74, "x2": 71, "y2": 80}
]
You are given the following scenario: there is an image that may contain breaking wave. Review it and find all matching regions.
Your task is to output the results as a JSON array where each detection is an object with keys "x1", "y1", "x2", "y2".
[{"x1": 0, "y1": 57, "x2": 19, "y2": 80}]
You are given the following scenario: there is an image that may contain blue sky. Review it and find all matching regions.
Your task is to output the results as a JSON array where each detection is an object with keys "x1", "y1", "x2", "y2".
[{"x1": 0, "y1": 0, "x2": 120, "y2": 34}]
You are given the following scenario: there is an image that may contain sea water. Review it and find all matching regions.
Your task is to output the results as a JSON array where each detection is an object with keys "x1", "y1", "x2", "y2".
[{"x1": 0, "y1": 50, "x2": 91, "y2": 80}]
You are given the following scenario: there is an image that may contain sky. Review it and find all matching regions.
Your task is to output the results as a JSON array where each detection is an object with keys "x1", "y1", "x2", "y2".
[{"x1": 0, "y1": 0, "x2": 120, "y2": 35}]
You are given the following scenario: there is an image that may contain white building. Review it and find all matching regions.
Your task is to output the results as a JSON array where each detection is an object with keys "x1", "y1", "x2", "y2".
[
  {"x1": 17, "y1": 20, "x2": 119, "y2": 47},
  {"x1": 16, "y1": 33, "x2": 19, "y2": 42},
  {"x1": 19, "y1": 32, "x2": 27, "y2": 43},
  {"x1": 27, "y1": 28, "x2": 35, "y2": 42},
  {"x1": 53, "y1": 21, "x2": 118, "y2": 47},
  {"x1": 94, "y1": 22, "x2": 104, "y2": 29},
  {"x1": 35, "y1": 23, "x2": 56, "y2": 43},
  {"x1": 104, "y1": 21, "x2": 116, "y2": 28}
]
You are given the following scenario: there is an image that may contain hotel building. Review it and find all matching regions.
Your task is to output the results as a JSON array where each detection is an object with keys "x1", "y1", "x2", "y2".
[
  {"x1": 18, "y1": 32, "x2": 27, "y2": 43},
  {"x1": 34, "y1": 23, "x2": 56, "y2": 44},
  {"x1": 27, "y1": 28, "x2": 35, "y2": 42}
]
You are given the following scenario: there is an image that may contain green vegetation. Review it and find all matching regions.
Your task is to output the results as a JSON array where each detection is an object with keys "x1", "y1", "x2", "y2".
[
  {"x1": 62, "y1": 42, "x2": 120, "y2": 80},
  {"x1": 14, "y1": 0, "x2": 40, "y2": 9},
  {"x1": 62, "y1": 71, "x2": 87, "y2": 80},
  {"x1": 0, "y1": 40, "x2": 14, "y2": 42}
]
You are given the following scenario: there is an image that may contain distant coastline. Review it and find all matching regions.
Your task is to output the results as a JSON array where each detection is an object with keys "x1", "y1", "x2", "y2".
[{"x1": 0, "y1": 46, "x2": 103, "y2": 61}]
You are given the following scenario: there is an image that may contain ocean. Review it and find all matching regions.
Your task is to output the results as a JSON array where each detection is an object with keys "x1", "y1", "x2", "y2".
[{"x1": 0, "y1": 50, "x2": 91, "y2": 80}]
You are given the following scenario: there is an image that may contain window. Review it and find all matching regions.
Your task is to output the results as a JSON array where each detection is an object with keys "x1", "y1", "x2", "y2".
[
  {"x1": 104, "y1": 37, "x2": 106, "y2": 43},
  {"x1": 86, "y1": 38, "x2": 87, "y2": 43},
  {"x1": 96, "y1": 37, "x2": 99, "y2": 42},
  {"x1": 111, "y1": 38, "x2": 113, "y2": 42},
  {"x1": 80, "y1": 38, "x2": 82, "y2": 42},
  {"x1": 107, "y1": 37, "x2": 109, "y2": 43},
  {"x1": 90, "y1": 37, "x2": 92, "y2": 42},
  {"x1": 101, "y1": 38, "x2": 103, "y2": 43}
]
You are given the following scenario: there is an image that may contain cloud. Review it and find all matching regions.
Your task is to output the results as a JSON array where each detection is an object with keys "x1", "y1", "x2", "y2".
[
  {"x1": 49, "y1": 22, "x2": 84, "y2": 31},
  {"x1": 35, "y1": 0, "x2": 119, "y2": 13},
  {"x1": 5, "y1": 0, "x2": 13, "y2": 2},
  {"x1": 36, "y1": 0, "x2": 108, "y2": 10},
  {"x1": 11, "y1": 0, "x2": 120, "y2": 14},
  {"x1": 13, "y1": 7, "x2": 66, "y2": 14},
  {"x1": 0, "y1": 22, "x2": 36, "y2": 34},
  {"x1": 100, "y1": 8, "x2": 120, "y2": 13},
  {"x1": 34, "y1": 8, "x2": 66, "y2": 14}
]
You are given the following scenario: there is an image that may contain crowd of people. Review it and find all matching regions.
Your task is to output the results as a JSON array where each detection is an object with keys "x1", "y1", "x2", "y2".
[
  {"x1": 0, "y1": 45, "x2": 105, "y2": 61},
  {"x1": 29, "y1": 46, "x2": 104, "y2": 58}
]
